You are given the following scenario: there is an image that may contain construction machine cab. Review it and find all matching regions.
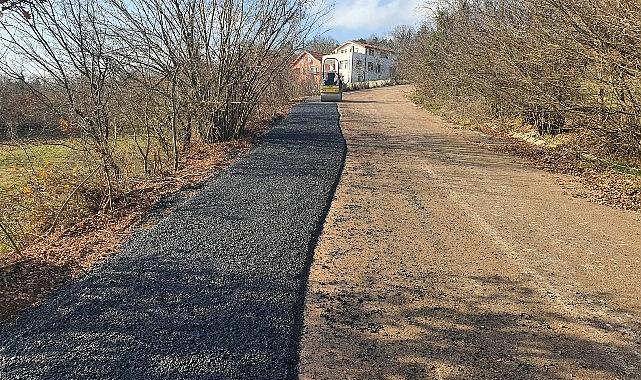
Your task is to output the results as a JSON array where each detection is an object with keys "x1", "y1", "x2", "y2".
[{"x1": 320, "y1": 58, "x2": 343, "y2": 102}]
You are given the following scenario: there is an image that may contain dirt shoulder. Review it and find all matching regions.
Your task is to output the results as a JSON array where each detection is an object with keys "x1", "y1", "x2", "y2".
[{"x1": 299, "y1": 85, "x2": 641, "y2": 379}]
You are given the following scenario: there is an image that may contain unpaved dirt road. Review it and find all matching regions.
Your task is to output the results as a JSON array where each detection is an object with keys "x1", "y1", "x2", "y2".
[{"x1": 300, "y1": 86, "x2": 641, "y2": 379}]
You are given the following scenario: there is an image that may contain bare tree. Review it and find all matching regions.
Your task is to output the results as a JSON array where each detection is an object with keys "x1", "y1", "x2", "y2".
[
  {"x1": 110, "y1": 0, "x2": 325, "y2": 143},
  {"x1": 0, "y1": 0, "x2": 326, "y2": 253},
  {"x1": 0, "y1": 0, "x2": 42, "y2": 15},
  {"x1": 305, "y1": 35, "x2": 338, "y2": 54},
  {"x1": 1, "y1": 0, "x2": 124, "y2": 205}
]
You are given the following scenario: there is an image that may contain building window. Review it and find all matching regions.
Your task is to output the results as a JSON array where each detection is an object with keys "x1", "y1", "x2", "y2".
[
  {"x1": 377, "y1": 64, "x2": 381, "y2": 73},
  {"x1": 339, "y1": 60, "x2": 348, "y2": 69},
  {"x1": 368, "y1": 62, "x2": 374, "y2": 71},
  {"x1": 355, "y1": 59, "x2": 363, "y2": 69},
  {"x1": 311, "y1": 66, "x2": 318, "y2": 74}
]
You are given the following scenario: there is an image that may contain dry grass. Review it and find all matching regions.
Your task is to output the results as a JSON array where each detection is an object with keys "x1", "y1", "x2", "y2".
[{"x1": 0, "y1": 140, "x2": 95, "y2": 254}]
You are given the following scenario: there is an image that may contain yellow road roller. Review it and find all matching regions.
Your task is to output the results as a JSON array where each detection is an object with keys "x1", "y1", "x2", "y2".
[{"x1": 320, "y1": 58, "x2": 343, "y2": 102}]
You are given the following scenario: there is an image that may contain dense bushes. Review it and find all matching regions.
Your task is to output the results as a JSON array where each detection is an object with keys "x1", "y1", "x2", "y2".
[{"x1": 402, "y1": 0, "x2": 641, "y2": 157}]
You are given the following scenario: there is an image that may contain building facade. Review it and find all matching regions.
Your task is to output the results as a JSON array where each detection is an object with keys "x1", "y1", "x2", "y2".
[
  {"x1": 291, "y1": 50, "x2": 323, "y2": 93},
  {"x1": 322, "y1": 41, "x2": 395, "y2": 84}
]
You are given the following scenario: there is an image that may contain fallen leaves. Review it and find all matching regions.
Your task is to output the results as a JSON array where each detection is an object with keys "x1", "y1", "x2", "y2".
[{"x1": 477, "y1": 126, "x2": 641, "y2": 212}]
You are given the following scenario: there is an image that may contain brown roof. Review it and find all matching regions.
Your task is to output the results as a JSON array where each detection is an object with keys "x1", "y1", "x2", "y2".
[
  {"x1": 291, "y1": 50, "x2": 323, "y2": 66},
  {"x1": 308, "y1": 51, "x2": 323, "y2": 61}
]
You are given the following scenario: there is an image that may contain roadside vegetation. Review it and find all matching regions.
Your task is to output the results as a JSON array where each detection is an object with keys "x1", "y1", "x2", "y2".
[
  {"x1": 395, "y1": 0, "x2": 641, "y2": 209},
  {"x1": 0, "y1": 0, "x2": 324, "y2": 321}
]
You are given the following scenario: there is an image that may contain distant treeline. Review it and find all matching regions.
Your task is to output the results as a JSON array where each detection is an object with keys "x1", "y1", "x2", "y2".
[{"x1": 0, "y1": 78, "x2": 60, "y2": 140}]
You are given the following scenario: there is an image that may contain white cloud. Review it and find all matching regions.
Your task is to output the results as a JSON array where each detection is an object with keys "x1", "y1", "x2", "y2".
[{"x1": 325, "y1": 0, "x2": 427, "y2": 34}]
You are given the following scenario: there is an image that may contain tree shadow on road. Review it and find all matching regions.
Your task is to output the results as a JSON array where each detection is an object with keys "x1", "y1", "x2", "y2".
[
  {"x1": 0, "y1": 259, "x2": 309, "y2": 379},
  {"x1": 303, "y1": 273, "x2": 641, "y2": 379}
]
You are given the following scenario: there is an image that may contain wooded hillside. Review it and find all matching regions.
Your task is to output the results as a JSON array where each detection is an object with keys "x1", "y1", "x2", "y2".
[{"x1": 399, "y1": 0, "x2": 641, "y2": 159}]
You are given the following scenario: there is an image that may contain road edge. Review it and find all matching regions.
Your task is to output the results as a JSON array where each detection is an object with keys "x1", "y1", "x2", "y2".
[{"x1": 288, "y1": 102, "x2": 347, "y2": 379}]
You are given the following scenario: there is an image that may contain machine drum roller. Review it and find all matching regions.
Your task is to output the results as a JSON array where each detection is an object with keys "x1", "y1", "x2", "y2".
[
  {"x1": 320, "y1": 57, "x2": 343, "y2": 102},
  {"x1": 320, "y1": 85, "x2": 342, "y2": 102}
]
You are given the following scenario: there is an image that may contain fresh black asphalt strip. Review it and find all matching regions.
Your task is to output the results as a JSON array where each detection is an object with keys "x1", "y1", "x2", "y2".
[{"x1": 0, "y1": 101, "x2": 345, "y2": 380}]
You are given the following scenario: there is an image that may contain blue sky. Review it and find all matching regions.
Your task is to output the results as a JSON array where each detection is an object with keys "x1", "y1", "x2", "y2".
[{"x1": 317, "y1": 0, "x2": 429, "y2": 42}]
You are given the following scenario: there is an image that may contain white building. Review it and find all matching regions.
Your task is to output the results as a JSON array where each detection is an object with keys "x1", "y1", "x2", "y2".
[{"x1": 322, "y1": 41, "x2": 395, "y2": 84}]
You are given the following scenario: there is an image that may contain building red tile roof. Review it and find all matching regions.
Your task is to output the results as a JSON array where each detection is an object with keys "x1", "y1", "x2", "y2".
[
  {"x1": 308, "y1": 51, "x2": 323, "y2": 61},
  {"x1": 292, "y1": 50, "x2": 323, "y2": 67}
]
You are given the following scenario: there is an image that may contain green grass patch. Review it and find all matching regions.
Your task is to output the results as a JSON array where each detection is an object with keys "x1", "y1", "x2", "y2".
[
  {"x1": 0, "y1": 135, "x2": 170, "y2": 255},
  {"x1": 580, "y1": 153, "x2": 641, "y2": 177},
  {"x1": 0, "y1": 140, "x2": 92, "y2": 255},
  {"x1": 407, "y1": 90, "x2": 443, "y2": 112},
  {"x1": 0, "y1": 142, "x2": 76, "y2": 186},
  {"x1": 607, "y1": 160, "x2": 641, "y2": 177}
]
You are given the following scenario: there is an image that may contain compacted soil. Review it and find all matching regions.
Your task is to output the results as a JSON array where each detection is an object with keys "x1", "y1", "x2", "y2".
[{"x1": 300, "y1": 86, "x2": 641, "y2": 379}]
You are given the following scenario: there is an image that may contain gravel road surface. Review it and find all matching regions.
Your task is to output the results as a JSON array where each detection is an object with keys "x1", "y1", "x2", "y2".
[
  {"x1": 0, "y1": 101, "x2": 345, "y2": 379},
  {"x1": 300, "y1": 86, "x2": 641, "y2": 380}
]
